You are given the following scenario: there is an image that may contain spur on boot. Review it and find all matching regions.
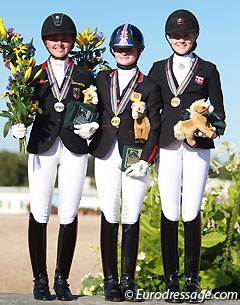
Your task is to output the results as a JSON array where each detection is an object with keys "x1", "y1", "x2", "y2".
[
  {"x1": 184, "y1": 276, "x2": 203, "y2": 303},
  {"x1": 164, "y1": 275, "x2": 183, "y2": 303},
  {"x1": 54, "y1": 272, "x2": 73, "y2": 301},
  {"x1": 33, "y1": 273, "x2": 51, "y2": 301},
  {"x1": 104, "y1": 275, "x2": 124, "y2": 302}
]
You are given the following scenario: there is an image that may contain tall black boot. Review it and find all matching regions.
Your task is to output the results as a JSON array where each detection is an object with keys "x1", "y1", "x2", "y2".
[
  {"x1": 28, "y1": 212, "x2": 51, "y2": 300},
  {"x1": 53, "y1": 216, "x2": 78, "y2": 301},
  {"x1": 101, "y1": 212, "x2": 123, "y2": 302},
  {"x1": 183, "y1": 212, "x2": 202, "y2": 303},
  {"x1": 161, "y1": 211, "x2": 182, "y2": 303},
  {"x1": 119, "y1": 219, "x2": 144, "y2": 302}
]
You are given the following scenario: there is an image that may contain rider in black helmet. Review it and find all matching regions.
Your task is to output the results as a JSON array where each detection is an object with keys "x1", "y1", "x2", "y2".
[
  {"x1": 41, "y1": 13, "x2": 77, "y2": 59},
  {"x1": 148, "y1": 9, "x2": 226, "y2": 303},
  {"x1": 165, "y1": 9, "x2": 199, "y2": 55},
  {"x1": 41, "y1": 13, "x2": 77, "y2": 39},
  {"x1": 89, "y1": 23, "x2": 161, "y2": 302},
  {"x1": 11, "y1": 13, "x2": 97, "y2": 301}
]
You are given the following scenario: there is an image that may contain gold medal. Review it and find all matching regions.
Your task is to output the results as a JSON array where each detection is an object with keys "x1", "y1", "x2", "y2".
[
  {"x1": 111, "y1": 116, "x2": 121, "y2": 127},
  {"x1": 171, "y1": 97, "x2": 181, "y2": 108}
]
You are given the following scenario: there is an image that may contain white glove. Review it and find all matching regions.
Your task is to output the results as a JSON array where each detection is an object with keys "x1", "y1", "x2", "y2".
[
  {"x1": 11, "y1": 123, "x2": 27, "y2": 139},
  {"x1": 125, "y1": 160, "x2": 149, "y2": 178},
  {"x1": 74, "y1": 122, "x2": 99, "y2": 140}
]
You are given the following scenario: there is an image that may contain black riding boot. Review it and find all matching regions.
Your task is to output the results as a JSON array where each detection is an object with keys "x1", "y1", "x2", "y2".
[
  {"x1": 119, "y1": 219, "x2": 144, "y2": 302},
  {"x1": 183, "y1": 212, "x2": 202, "y2": 303},
  {"x1": 161, "y1": 211, "x2": 182, "y2": 303},
  {"x1": 101, "y1": 212, "x2": 123, "y2": 302},
  {"x1": 54, "y1": 216, "x2": 78, "y2": 301},
  {"x1": 28, "y1": 212, "x2": 51, "y2": 300}
]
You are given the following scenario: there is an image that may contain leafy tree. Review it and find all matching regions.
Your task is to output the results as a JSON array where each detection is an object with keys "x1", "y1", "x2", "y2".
[{"x1": 0, "y1": 150, "x2": 28, "y2": 186}]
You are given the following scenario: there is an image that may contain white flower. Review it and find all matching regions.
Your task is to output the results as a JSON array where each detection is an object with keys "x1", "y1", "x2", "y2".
[
  {"x1": 136, "y1": 265, "x2": 141, "y2": 272},
  {"x1": 137, "y1": 251, "x2": 146, "y2": 260}
]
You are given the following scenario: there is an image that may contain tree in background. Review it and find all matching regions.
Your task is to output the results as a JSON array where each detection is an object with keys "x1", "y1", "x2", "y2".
[{"x1": 0, "y1": 150, "x2": 28, "y2": 186}]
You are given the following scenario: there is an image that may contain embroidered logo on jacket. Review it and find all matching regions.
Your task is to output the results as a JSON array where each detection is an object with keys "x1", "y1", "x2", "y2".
[
  {"x1": 73, "y1": 87, "x2": 81, "y2": 99},
  {"x1": 195, "y1": 76, "x2": 204, "y2": 85}
]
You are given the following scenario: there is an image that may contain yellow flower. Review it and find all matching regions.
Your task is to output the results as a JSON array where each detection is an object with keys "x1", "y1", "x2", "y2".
[
  {"x1": 93, "y1": 36, "x2": 105, "y2": 48},
  {"x1": 1, "y1": 92, "x2": 13, "y2": 100},
  {"x1": 13, "y1": 44, "x2": 28, "y2": 57},
  {"x1": 11, "y1": 32, "x2": 21, "y2": 41},
  {"x1": 23, "y1": 66, "x2": 32, "y2": 81},
  {"x1": 21, "y1": 55, "x2": 36, "y2": 67},
  {"x1": 30, "y1": 101, "x2": 39, "y2": 112},
  {"x1": 0, "y1": 18, "x2": 7, "y2": 39},
  {"x1": 9, "y1": 62, "x2": 16, "y2": 74},
  {"x1": 76, "y1": 27, "x2": 96, "y2": 47}
]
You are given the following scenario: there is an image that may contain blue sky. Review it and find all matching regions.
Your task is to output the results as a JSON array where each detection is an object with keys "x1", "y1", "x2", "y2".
[{"x1": 0, "y1": 0, "x2": 239, "y2": 153}]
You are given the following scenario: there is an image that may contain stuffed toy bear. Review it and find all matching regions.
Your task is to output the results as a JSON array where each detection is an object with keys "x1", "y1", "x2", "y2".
[
  {"x1": 131, "y1": 101, "x2": 150, "y2": 144},
  {"x1": 82, "y1": 85, "x2": 98, "y2": 105},
  {"x1": 174, "y1": 99, "x2": 216, "y2": 147}
]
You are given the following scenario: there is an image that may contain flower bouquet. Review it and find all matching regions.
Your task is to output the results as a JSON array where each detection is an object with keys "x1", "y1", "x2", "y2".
[
  {"x1": 0, "y1": 18, "x2": 42, "y2": 157},
  {"x1": 71, "y1": 26, "x2": 111, "y2": 76}
]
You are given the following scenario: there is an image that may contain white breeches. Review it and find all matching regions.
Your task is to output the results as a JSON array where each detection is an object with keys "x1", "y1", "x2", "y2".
[
  {"x1": 157, "y1": 140, "x2": 210, "y2": 222},
  {"x1": 28, "y1": 137, "x2": 88, "y2": 225},
  {"x1": 94, "y1": 140, "x2": 149, "y2": 224}
]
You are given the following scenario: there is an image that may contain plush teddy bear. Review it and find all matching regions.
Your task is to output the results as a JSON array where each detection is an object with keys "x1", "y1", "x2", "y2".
[
  {"x1": 82, "y1": 85, "x2": 98, "y2": 105},
  {"x1": 131, "y1": 101, "x2": 150, "y2": 144},
  {"x1": 174, "y1": 99, "x2": 216, "y2": 147}
]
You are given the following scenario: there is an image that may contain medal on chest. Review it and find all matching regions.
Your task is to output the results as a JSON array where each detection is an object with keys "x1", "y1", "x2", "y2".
[
  {"x1": 111, "y1": 116, "x2": 121, "y2": 127},
  {"x1": 46, "y1": 58, "x2": 74, "y2": 113},
  {"x1": 110, "y1": 69, "x2": 140, "y2": 128},
  {"x1": 165, "y1": 56, "x2": 199, "y2": 107},
  {"x1": 171, "y1": 97, "x2": 181, "y2": 108},
  {"x1": 54, "y1": 101, "x2": 65, "y2": 112}
]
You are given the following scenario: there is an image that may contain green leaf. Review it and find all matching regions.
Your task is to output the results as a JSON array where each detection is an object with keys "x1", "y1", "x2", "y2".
[
  {"x1": 0, "y1": 111, "x2": 13, "y2": 119},
  {"x1": 202, "y1": 231, "x2": 226, "y2": 248},
  {"x1": 3, "y1": 120, "x2": 11, "y2": 137},
  {"x1": 200, "y1": 267, "x2": 232, "y2": 289}
]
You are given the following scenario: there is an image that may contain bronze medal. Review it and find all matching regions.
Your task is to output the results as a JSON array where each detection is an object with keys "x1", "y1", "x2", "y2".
[
  {"x1": 171, "y1": 97, "x2": 181, "y2": 108},
  {"x1": 54, "y1": 101, "x2": 65, "y2": 112},
  {"x1": 111, "y1": 116, "x2": 121, "y2": 127}
]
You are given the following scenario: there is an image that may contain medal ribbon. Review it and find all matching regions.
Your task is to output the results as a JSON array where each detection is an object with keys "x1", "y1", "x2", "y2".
[
  {"x1": 110, "y1": 69, "x2": 140, "y2": 116},
  {"x1": 46, "y1": 58, "x2": 74, "y2": 102},
  {"x1": 165, "y1": 56, "x2": 199, "y2": 97}
]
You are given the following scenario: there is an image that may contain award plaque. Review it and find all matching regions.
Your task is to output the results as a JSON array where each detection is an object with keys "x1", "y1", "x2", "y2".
[
  {"x1": 121, "y1": 145, "x2": 143, "y2": 172},
  {"x1": 64, "y1": 101, "x2": 99, "y2": 130}
]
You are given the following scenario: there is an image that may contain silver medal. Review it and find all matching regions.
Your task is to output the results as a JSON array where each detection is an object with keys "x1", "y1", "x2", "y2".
[
  {"x1": 171, "y1": 97, "x2": 181, "y2": 107},
  {"x1": 54, "y1": 102, "x2": 65, "y2": 112}
]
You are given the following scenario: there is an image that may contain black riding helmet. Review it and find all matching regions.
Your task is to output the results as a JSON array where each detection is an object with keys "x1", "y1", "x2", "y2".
[
  {"x1": 41, "y1": 13, "x2": 77, "y2": 39},
  {"x1": 109, "y1": 23, "x2": 145, "y2": 55},
  {"x1": 165, "y1": 9, "x2": 199, "y2": 35},
  {"x1": 165, "y1": 9, "x2": 199, "y2": 54}
]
